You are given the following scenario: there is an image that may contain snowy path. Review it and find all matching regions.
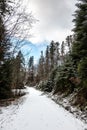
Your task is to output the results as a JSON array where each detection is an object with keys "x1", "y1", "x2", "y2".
[{"x1": 0, "y1": 87, "x2": 87, "y2": 130}]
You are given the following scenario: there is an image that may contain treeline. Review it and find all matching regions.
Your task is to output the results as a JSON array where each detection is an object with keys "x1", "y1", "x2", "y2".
[
  {"x1": 36, "y1": 36, "x2": 75, "y2": 93},
  {"x1": 28, "y1": 0, "x2": 87, "y2": 108},
  {"x1": 0, "y1": 0, "x2": 34, "y2": 99}
]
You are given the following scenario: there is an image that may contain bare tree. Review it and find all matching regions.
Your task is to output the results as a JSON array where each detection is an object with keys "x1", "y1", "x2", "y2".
[{"x1": 4, "y1": 0, "x2": 37, "y2": 57}]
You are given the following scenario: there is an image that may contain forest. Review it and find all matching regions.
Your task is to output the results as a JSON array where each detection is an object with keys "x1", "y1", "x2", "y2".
[
  {"x1": 0, "y1": 0, "x2": 35, "y2": 99},
  {"x1": 0, "y1": 0, "x2": 87, "y2": 115},
  {"x1": 27, "y1": 0, "x2": 87, "y2": 111}
]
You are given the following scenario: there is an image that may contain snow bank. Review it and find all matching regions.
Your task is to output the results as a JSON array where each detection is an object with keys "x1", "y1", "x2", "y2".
[{"x1": 48, "y1": 91, "x2": 87, "y2": 124}]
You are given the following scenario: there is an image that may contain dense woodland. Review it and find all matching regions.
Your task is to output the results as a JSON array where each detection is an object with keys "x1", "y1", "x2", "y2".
[
  {"x1": 0, "y1": 0, "x2": 87, "y2": 109},
  {"x1": 27, "y1": 0, "x2": 87, "y2": 109},
  {"x1": 0, "y1": 0, "x2": 34, "y2": 99}
]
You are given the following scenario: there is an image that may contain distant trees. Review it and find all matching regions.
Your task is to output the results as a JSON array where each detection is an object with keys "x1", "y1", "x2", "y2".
[
  {"x1": 11, "y1": 51, "x2": 25, "y2": 89},
  {"x1": 27, "y1": 56, "x2": 35, "y2": 85},
  {"x1": 61, "y1": 41, "x2": 65, "y2": 56},
  {"x1": 44, "y1": 46, "x2": 50, "y2": 78},
  {"x1": 36, "y1": 37, "x2": 75, "y2": 92},
  {"x1": 66, "y1": 35, "x2": 73, "y2": 54},
  {"x1": 37, "y1": 51, "x2": 45, "y2": 81},
  {"x1": 35, "y1": 41, "x2": 61, "y2": 85},
  {"x1": 49, "y1": 41, "x2": 55, "y2": 69}
]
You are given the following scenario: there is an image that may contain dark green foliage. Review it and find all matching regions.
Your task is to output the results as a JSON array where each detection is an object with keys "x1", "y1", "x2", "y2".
[
  {"x1": 37, "y1": 67, "x2": 58, "y2": 92},
  {"x1": 28, "y1": 56, "x2": 34, "y2": 68},
  {"x1": 0, "y1": 60, "x2": 12, "y2": 99},
  {"x1": 54, "y1": 62, "x2": 75, "y2": 94},
  {"x1": 38, "y1": 51, "x2": 45, "y2": 80},
  {"x1": 0, "y1": 0, "x2": 11, "y2": 63},
  {"x1": 78, "y1": 57, "x2": 87, "y2": 79},
  {"x1": 0, "y1": 0, "x2": 12, "y2": 99},
  {"x1": 48, "y1": 58, "x2": 73, "y2": 94},
  {"x1": 72, "y1": 0, "x2": 87, "y2": 80},
  {"x1": 37, "y1": 57, "x2": 77, "y2": 94},
  {"x1": 43, "y1": 67, "x2": 58, "y2": 92},
  {"x1": 44, "y1": 80, "x2": 54, "y2": 92},
  {"x1": 66, "y1": 35, "x2": 73, "y2": 54},
  {"x1": 44, "y1": 46, "x2": 50, "y2": 77},
  {"x1": 72, "y1": 0, "x2": 87, "y2": 104},
  {"x1": 37, "y1": 80, "x2": 53, "y2": 92},
  {"x1": 27, "y1": 56, "x2": 35, "y2": 86},
  {"x1": 61, "y1": 41, "x2": 65, "y2": 56},
  {"x1": 71, "y1": 2, "x2": 87, "y2": 107},
  {"x1": 49, "y1": 40, "x2": 55, "y2": 69},
  {"x1": 11, "y1": 51, "x2": 25, "y2": 89}
]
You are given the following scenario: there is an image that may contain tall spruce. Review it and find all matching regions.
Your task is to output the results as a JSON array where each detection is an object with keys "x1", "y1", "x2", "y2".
[
  {"x1": 72, "y1": 0, "x2": 87, "y2": 80},
  {"x1": 66, "y1": 35, "x2": 73, "y2": 54},
  {"x1": 27, "y1": 56, "x2": 34, "y2": 84},
  {"x1": 44, "y1": 46, "x2": 50, "y2": 78},
  {"x1": 61, "y1": 41, "x2": 65, "y2": 57},
  {"x1": 0, "y1": 0, "x2": 12, "y2": 99},
  {"x1": 38, "y1": 51, "x2": 44, "y2": 80},
  {"x1": 16, "y1": 51, "x2": 25, "y2": 88},
  {"x1": 54, "y1": 42, "x2": 60, "y2": 66},
  {"x1": 49, "y1": 40, "x2": 55, "y2": 70}
]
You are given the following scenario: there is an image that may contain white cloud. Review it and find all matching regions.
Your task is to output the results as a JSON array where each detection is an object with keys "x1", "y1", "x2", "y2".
[{"x1": 23, "y1": 0, "x2": 76, "y2": 44}]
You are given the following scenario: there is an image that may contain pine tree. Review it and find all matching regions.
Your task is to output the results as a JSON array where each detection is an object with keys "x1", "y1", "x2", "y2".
[
  {"x1": 0, "y1": 0, "x2": 12, "y2": 99},
  {"x1": 44, "y1": 46, "x2": 50, "y2": 78},
  {"x1": 27, "y1": 56, "x2": 34, "y2": 84},
  {"x1": 49, "y1": 40, "x2": 55, "y2": 70},
  {"x1": 66, "y1": 35, "x2": 73, "y2": 54},
  {"x1": 0, "y1": 0, "x2": 11, "y2": 64},
  {"x1": 38, "y1": 51, "x2": 45, "y2": 80},
  {"x1": 11, "y1": 51, "x2": 25, "y2": 89},
  {"x1": 54, "y1": 42, "x2": 60, "y2": 66},
  {"x1": 72, "y1": 0, "x2": 87, "y2": 80},
  {"x1": 61, "y1": 41, "x2": 65, "y2": 57}
]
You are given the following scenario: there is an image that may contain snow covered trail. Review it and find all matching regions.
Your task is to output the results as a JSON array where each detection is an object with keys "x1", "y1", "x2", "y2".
[{"x1": 0, "y1": 87, "x2": 87, "y2": 130}]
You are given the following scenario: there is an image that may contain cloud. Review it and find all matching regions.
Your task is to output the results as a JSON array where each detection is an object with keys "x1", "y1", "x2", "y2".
[{"x1": 25, "y1": 0, "x2": 76, "y2": 43}]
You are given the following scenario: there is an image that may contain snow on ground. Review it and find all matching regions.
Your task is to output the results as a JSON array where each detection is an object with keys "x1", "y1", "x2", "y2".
[
  {"x1": 48, "y1": 91, "x2": 87, "y2": 123},
  {"x1": 0, "y1": 87, "x2": 87, "y2": 130}
]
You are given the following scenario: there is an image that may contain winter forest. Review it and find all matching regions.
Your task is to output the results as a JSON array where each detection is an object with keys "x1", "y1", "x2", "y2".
[{"x1": 0, "y1": 0, "x2": 87, "y2": 130}]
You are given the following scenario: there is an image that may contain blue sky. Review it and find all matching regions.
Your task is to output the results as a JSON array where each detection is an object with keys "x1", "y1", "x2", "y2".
[
  {"x1": 20, "y1": 40, "x2": 49, "y2": 64},
  {"x1": 10, "y1": 37, "x2": 49, "y2": 64}
]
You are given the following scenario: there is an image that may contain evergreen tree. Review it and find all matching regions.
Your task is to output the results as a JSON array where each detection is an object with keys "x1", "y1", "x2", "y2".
[
  {"x1": 49, "y1": 40, "x2": 55, "y2": 70},
  {"x1": 38, "y1": 51, "x2": 45, "y2": 80},
  {"x1": 66, "y1": 35, "x2": 73, "y2": 54},
  {"x1": 27, "y1": 56, "x2": 34, "y2": 84},
  {"x1": 11, "y1": 51, "x2": 25, "y2": 89},
  {"x1": 54, "y1": 42, "x2": 60, "y2": 66},
  {"x1": 0, "y1": 0, "x2": 11, "y2": 64},
  {"x1": 44, "y1": 46, "x2": 50, "y2": 78},
  {"x1": 0, "y1": 0, "x2": 12, "y2": 99},
  {"x1": 0, "y1": 59, "x2": 12, "y2": 99},
  {"x1": 61, "y1": 41, "x2": 65, "y2": 57},
  {"x1": 72, "y1": 0, "x2": 87, "y2": 80}
]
